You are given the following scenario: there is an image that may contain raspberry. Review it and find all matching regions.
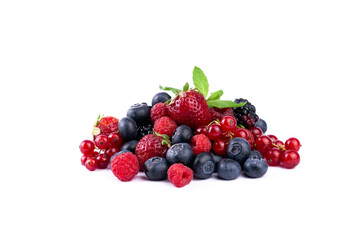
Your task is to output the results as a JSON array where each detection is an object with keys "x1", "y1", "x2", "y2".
[
  {"x1": 94, "y1": 116, "x2": 119, "y2": 137},
  {"x1": 135, "y1": 134, "x2": 168, "y2": 170},
  {"x1": 153, "y1": 116, "x2": 177, "y2": 137},
  {"x1": 111, "y1": 152, "x2": 139, "y2": 181},
  {"x1": 150, "y1": 103, "x2": 169, "y2": 123},
  {"x1": 191, "y1": 134, "x2": 212, "y2": 155},
  {"x1": 167, "y1": 163, "x2": 193, "y2": 187}
]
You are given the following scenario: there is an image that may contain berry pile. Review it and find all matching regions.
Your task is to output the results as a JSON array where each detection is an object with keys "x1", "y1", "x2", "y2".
[{"x1": 78, "y1": 67, "x2": 301, "y2": 187}]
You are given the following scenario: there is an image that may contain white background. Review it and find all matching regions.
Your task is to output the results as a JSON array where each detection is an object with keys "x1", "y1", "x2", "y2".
[{"x1": 1, "y1": 1, "x2": 359, "y2": 239}]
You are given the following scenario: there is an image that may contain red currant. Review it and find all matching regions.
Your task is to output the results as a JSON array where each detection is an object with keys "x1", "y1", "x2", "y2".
[
  {"x1": 285, "y1": 137, "x2": 301, "y2": 152},
  {"x1": 105, "y1": 147, "x2": 118, "y2": 157},
  {"x1": 207, "y1": 123, "x2": 223, "y2": 141},
  {"x1": 108, "y1": 132, "x2": 123, "y2": 147},
  {"x1": 274, "y1": 140, "x2": 284, "y2": 146},
  {"x1": 94, "y1": 134, "x2": 110, "y2": 150},
  {"x1": 234, "y1": 128, "x2": 249, "y2": 139},
  {"x1": 219, "y1": 131, "x2": 232, "y2": 142},
  {"x1": 250, "y1": 127, "x2": 263, "y2": 139},
  {"x1": 213, "y1": 139, "x2": 227, "y2": 156},
  {"x1": 267, "y1": 135, "x2": 278, "y2": 142},
  {"x1": 255, "y1": 135, "x2": 273, "y2": 153},
  {"x1": 81, "y1": 152, "x2": 98, "y2": 165},
  {"x1": 79, "y1": 140, "x2": 95, "y2": 155},
  {"x1": 264, "y1": 148, "x2": 282, "y2": 166},
  {"x1": 96, "y1": 154, "x2": 110, "y2": 169},
  {"x1": 195, "y1": 126, "x2": 208, "y2": 135},
  {"x1": 85, "y1": 158, "x2": 97, "y2": 171},
  {"x1": 281, "y1": 150, "x2": 300, "y2": 169},
  {"x1": 220, "y1": 116, "x2": 237, "y2": 132}
]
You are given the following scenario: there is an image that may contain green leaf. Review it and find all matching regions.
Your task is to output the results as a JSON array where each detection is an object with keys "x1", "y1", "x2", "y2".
[
  {"x1": 207, "y1": 90, "x2": 223, "y2": 101},
  {"x1": 193, "y1": 66, "x2": 209, "y2": 98},
  {"x1": 162, "y1": 134, "x2": 170, "y2": 140},
  {"x1": 183, "y1": 82, "x2": 189, "y2": 92},
  {"x1": 207, "y1": 100, "x2": 247, "y2": 108},
  {"x1": 159, "y1": 85, "x2": 181, "y2": 95}
]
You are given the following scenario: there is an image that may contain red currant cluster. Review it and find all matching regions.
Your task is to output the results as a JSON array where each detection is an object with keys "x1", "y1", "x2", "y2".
[
  {"x1": 79, "y1": 132, "x2": 123, "y2": 171},
  {"x1": 195, "y1": 115, "x2": 301, "y2": 169}
]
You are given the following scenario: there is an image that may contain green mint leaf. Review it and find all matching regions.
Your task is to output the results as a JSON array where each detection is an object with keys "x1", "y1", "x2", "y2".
[
  {"x1": 207, "y1": 90, "x2": 224, "y2": 101},
  {"x1": 183, "y1": 82, "x2": 189, "y2": 92},
  {"x1": 193, "y1": 66, "x2": 209, "y2": 98},
  {"x1": 207, "y1": 100, "x2": 247, "y2": 108},
  {"x1": 159, "y1": 85, "x2": 181, "y2": 95}
]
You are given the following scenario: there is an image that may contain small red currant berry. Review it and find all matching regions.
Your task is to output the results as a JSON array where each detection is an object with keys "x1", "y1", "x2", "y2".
[
  {"x1": 285, "y1": 137, "x2": 301, "y2": 152},
  {"x1": 105, "y1": 147, "x2": 119, "y2": 157},
  {"x1": 96, "y1": 154, "x2": 110, "y2": 169},
  {"x1": 79, "y1": 140, "x2": 95, "y2": 155},
  {"x1": 249, "y1": 127, "x2": 263, "y2": 139},
  {"x1": 207, "y1": 124, "x2": 223, "y2": 141},
  {"x1": 94, "y1": 134, "x2": 110, "y2": 150},
  {"x1": 267, "y1": 135, "x2": 278, "y2": 142},
  {"x1": 85, "y1": 158, "x2": 97, "y2": 171},
  {"x1": 213, "y1": 139, "x2": 227, "y2": 156},
  {"x1": 234, "y1": 128, "x2": 249, "y2": 139},
  {"x1": 264, "y1": 148, "x2": 282, "y2": 166},
  {"x1": 195, "y1": 126, "x2": 208, "y2": 135},
  {"x1": 220, "y1": 116, "x2": 237, "y2": 132},
  {"x1": 255, "y1": 135, "x2": 273, "y2": 153},
  {"x1": 281, "y1": 150, "x2": 300, "y2": 169},
  {"x1": 108, "y1": 132, "x2": 123, "y2": 147},
  {"x1": 274, "y1": 140, "x2": 284, "y2": 147},
  {"x1": 80, "y1": 154, "x2": 91, "y2": 165}
]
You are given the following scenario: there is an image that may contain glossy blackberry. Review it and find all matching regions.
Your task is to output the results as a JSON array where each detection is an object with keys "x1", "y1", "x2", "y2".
[
  {"x1": 233, "y1": 98, "x2": 259, "y2": 128},
  {"x1": 137, "y1": 120, "x2": 153, "y2": 140}
]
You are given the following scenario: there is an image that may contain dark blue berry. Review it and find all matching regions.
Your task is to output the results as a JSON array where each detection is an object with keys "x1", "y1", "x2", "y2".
[
  {"x1": 120, "y1": 140, "x2": 138, "y2": 153},
  {"x1": 166, "y1": 143, "x2": 194, "y2": 166},
  {"x1": 152, "y1": 92, "x2": 171, "y2": 106},
  {"x1": 217, "y1": 158, "x2": 241, "y2": 180},
  {"x1": 255, "y1": 118, "x2": 267, "y2": 133},
  {"x1": 191, "y1": 153, "x2": 215, "y2": 179},
  {"x1": 226, "y1": 137, "x2": 251, "y2": 166},
  {"x1": 118, "y1": 117, "x2": 138, "y2": 141},
  {"x1": 127, "y1": 103, "x2": 150, "y2": 124},
  {"x1": 243, "y1": 157, "x2": 268, "y2": 178},
  {"x1": 171, "y1": 125, "x2": 193, "y2": 144},
  {"x1": 110, "y1": 150, "x2": 130, "y2": 163},
  {"x1": 210, "y1": 151, "x2": 223, "y2": 173},
  {"x1": 144, "y1": 157, "x2": 169, "y2": 181},
  {"x1": 249, "y1": 150, "x2": 263, "y2": 159}
]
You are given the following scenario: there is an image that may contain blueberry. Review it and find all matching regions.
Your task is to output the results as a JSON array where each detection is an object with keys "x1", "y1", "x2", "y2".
[
  {"x1": 152, "y1": 92, "x2": 171, "y2": 106},
  {"x1": 171, "y1": 125, "x2": 193, "y2": 144},
  {"x1": 120, "y1": 140, "x2": 139, "y2": 153},
  {"x1": 144, "y1": 157, "x2": 169, "y2": 181},
  {"x1": 243, "y1": 157, "x2": 268, "y2": 178},
  {"x1": 255, "y1": 118, "x2": 267, "y2": 133},
  {"x1": 217, "y1": 158, "x2": 242, "y2": 180},
  {"x1": 226, "y1": 137, "x2": 251, "y2": 166},
  {"x1": 118, "y1": 117, "x2": 138, "y2": 141},
  {"x1": 110, "y1": 150, "x2": 130, "y2": 163},
  {"x1": 191, "y1": 153, "x2": 215, "y2": 179},
  {"x1": 127, "y1": 103, "x2": 150, "y2": 124},
  {"x1": 249, "y1": 150, "x2": 263, "y2": 159},
  {"x1": 210, "y1": 151, "x2": 223, "y2": 173},
  {"x1": 166, "y1": 143, "x2": 194, "y2": 166}
]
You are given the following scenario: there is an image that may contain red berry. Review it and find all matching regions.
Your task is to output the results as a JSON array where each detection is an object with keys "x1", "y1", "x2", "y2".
[
  {"x1": 95, "y1": 116, "x2": 119, "y2": 137},
  {"x1": 81, "y1": 154, "x2": 91, "y2": 165},
  {"x1": 220, "y1": 116, "x2": 237, "y2": 132},
  {"x1": 94, "y1": 135, "x2": 110, "y2": 150},
  {"x1": 264, "y1": 148, "x2": 282, "y2": 166},
  {"x1": 135, "y1": 134, "x2": 168, "y2": 170},
  {"x1": 255, "y1": 135, "x2": 273, "y2": 153},
  {"x1": 85, "y1": 158, "x2": 97, "y2": 171},
  {"x1": 234, "y1": 128, "x2": 249, "y2": 139},
  {"x1": 207, "y1": 123, "x2": 223, "y2": 141},
  {"x1": 111, "y1": 152, "x2": 139, "y2": 181},
  {"x1": 195, "y1": 126, "x2": 208, "y2": 135},
  {"x1": 285, "y1": 137, "x2": 301, "y2": 152},
  {"x1": 167, "y1": 163, "x2": 193, "y2": 188},
  {"x1": 250, "y1": 127, "x2": 263, "y2": 139},
  {"x1": 268, "y1": 135, "x2": 278, "y2": 142},
  {"x1": 96, "y1": 154, "x2": 110, "y2": 169},
  {"x1": 150, "y1": 103, "x2": 169, "y2": 123},
  {"x1": 281, "y1": 150, "x2": 300, "y2": 169},
  {"x1": 79, "y1": 140, "x2": 95, "y2": 155},
  {"x1": 153, "y1": 116, "x2": 177, "y2": 137},
  {"x1": 274, "y1": 140, "x2": 284, "y2": 146},
  {"x1": 105, "y1": 147, "x2": 119, "y2": 157},
  {"x1": 191, "y1": 134, "x2": 212, "y2": 155},
  {"x1": 219, "y1": 131, "x2": 232, "y2": 142},
  {"x1": 213, "y1": 139, "x2": 227, "y2": 156},
  {"x1": 108, "y1": 132, "x2": 123, "y2": 147}
]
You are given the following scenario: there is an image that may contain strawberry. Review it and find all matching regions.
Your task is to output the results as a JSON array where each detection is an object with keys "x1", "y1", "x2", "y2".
[
  {"x1": 167, "y1": 90, "x2": 211, "y2": 130},
  {"x1": 92, "y1": 115, "x2": 119, "y2": 138},
  {"x1": 135, "y1": 134, "x2": 168, "y2": 170}
]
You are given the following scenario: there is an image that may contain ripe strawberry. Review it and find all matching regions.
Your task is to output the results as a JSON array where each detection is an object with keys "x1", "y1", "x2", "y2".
[
  {"x1": 93, "y1": 116, "x2": 119, "y2": 138},
  {"x1": 167, "y1": 90, "x2": 211, "y2": 130},
  {"x1": 135, "y1": 134, "x2": 168, "y2": 170}
]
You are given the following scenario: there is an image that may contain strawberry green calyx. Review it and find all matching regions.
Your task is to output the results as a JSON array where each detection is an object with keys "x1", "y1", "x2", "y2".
[
  {"x1": 159, "y1": 66, "x2": 247, "y2": 109},
  {"x1": 153, "y1": 131, "x2": 172, "y2": 148}
]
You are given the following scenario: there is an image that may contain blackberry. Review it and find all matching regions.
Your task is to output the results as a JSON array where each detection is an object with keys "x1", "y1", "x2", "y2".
[
  {"x1": 233, "y1": 98, "x2": 259, "y2": 128},
  {"x1": 137, "y1": 120, "x2": 153, "y2": 140}
]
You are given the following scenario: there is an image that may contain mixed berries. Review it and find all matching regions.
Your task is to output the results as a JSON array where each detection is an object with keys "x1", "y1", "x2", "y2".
[{"x1": 78, "y1": 66, "x2": 302, "y2": 187}]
